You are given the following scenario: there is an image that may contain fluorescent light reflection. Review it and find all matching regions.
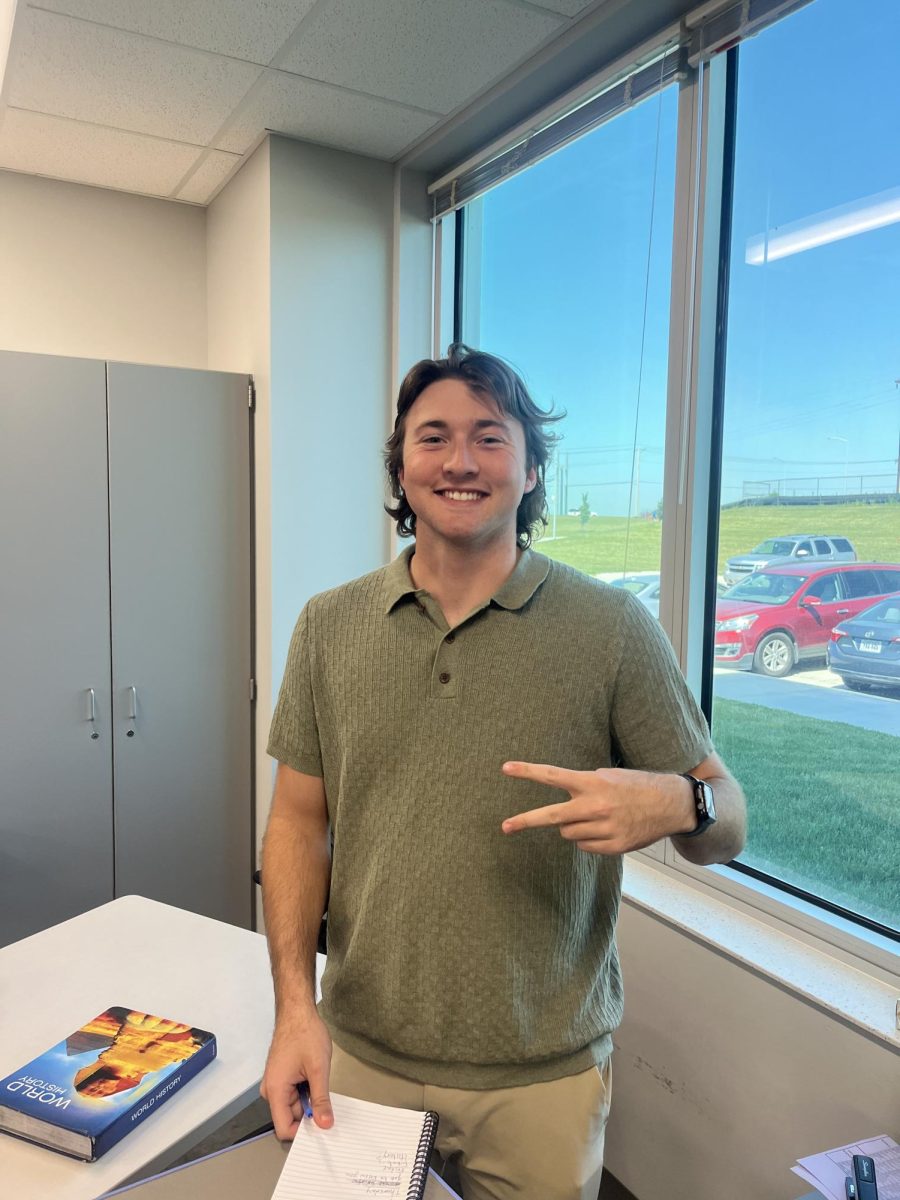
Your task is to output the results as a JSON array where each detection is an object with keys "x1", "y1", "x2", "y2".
[{"x1": 746, "y1": 185, "x2": 900, "y2": 265}]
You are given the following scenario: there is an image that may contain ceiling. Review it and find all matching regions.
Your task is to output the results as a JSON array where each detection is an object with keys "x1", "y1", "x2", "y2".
[{"x1": 0, "y1": 0, "x2": 612, "y2": 205}]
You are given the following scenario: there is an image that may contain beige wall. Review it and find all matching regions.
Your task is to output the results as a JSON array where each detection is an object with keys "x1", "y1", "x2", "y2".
[
  {"x1": 207, "y1": 141, "x2": 273, "y2": 861},
  {"x1": 607, "y1": 903, "x2": 899, "y2": 1200},
  {"x1": 0, "y1": 170, "x2": 207, "y2": 367}
]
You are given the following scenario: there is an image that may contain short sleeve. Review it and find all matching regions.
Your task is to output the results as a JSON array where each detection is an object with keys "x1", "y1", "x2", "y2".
[
  {"x1": 609, "y1": 593, "x2": 713, "y2": 773},
  {"x1": 267, "y1": 604, "x2": 324, "y2": 777}
]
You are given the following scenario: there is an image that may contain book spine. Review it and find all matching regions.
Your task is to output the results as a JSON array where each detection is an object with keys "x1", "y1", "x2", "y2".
[
  {"x1": 91, "y1": 1037, "x2": 218, "y2": 1160},
  {"x1": 406, "y1": 1110, "x2": 439, "y2": 1200}
]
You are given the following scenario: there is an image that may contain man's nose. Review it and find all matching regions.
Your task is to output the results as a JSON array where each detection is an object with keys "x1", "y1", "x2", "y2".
[{"x1": 443, "y1": 440, "x2": 477, "y2": 475}]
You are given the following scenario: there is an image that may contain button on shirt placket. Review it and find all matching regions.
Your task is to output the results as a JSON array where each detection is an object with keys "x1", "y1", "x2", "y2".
[{"x1": 432, "y1": 628, "x2": 459, "y2": 698}]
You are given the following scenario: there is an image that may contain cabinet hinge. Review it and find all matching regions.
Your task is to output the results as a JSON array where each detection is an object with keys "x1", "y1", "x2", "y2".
[
  {"x1": 248, "y1": 377, "x2": 256, "y2": 411},
  {"x1": 249, "y1": 678, "x2": 257, "y2": 702}
]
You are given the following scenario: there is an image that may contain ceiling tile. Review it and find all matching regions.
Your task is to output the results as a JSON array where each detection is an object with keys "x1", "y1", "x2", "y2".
[
  {"x1": 528, "y1": 0, "x2": 597, "y2": 14},
  {"x1": 32, "y1": 0, "x2": 317, "y2": 65},
  {"x1": 8, "y1": 8, "x2": 262, "y2": 144},
  {"x1": 215, "y1": 70, "x2": 440, "y2": 160},
  {"x1": 175, "y1": 149, "x2": 243, "y2": 204},
  {"x1": 0, "y1": 108, "x2": 205, "y2": 197},
  {"x1": 275, "y1": 0, "x2": 564, "y2": 115}
]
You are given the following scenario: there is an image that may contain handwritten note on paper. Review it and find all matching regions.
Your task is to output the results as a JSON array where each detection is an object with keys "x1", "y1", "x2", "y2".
[{"x1": 271, "y1": 1092, "x2": 431, "y2": 1200}]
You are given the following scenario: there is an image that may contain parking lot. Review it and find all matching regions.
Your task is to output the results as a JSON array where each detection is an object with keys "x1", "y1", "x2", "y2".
[{"x1": 713, "y1": 665, "x2": 900, "y2": 736}]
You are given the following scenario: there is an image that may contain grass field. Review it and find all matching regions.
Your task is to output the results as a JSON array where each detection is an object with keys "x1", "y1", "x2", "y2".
[
  {"x1": 711, "y1": 697, "x2": 899, "y2": 929},
  {"x1": 534, "y1": 501, "x2": 900, "y2": 577}
]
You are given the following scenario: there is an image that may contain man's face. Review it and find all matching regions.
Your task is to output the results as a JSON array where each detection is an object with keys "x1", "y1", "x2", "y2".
[{"x1": 398, "y1": 378, "x2": 536, "y2": 552}]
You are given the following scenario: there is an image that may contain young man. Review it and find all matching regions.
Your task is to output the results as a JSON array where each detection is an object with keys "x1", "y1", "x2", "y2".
[{"x1": 260, "y1": 345, "x2": 746, "y2": 1200}]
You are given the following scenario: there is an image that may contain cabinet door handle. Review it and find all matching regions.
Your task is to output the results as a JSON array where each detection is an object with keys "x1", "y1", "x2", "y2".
[
  {"x1": 86, "y1": 688, "x2": 99, "y2": 739},
  {"x1": 127, "y1": 686, "x2": 137, "y2": 719}
]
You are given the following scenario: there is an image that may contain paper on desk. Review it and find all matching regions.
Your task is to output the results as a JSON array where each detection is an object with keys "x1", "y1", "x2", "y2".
[
  {"x1": 791, "y1": 1135, "x2": 900, "y2": 1200},
  {"x1": 271, "y1": 1092, "x2": 446, "y2": 1200}
]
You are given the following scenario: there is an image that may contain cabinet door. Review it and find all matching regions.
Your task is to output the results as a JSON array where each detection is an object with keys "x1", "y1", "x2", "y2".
[
  {"x1": 0, "y1": 350, "x2": 114, "y2": 946},
  {"x1": 107, "y1": 364, "x2": 252, "y2": 928}
]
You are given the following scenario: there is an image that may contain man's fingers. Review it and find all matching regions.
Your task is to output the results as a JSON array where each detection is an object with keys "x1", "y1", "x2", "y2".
[
  {"x1": 502, "y1": 799, "x2": 584, "y2": 833},
  {"x1": 502, "y1": 760, "x2": 591, "y2": 792},
  {"x1": 306, "y1": 1064, "x2": 334, "y2": 1129},
  {"x1": 266, "y1": 1082, "x2": 302, "y2": 1141}
]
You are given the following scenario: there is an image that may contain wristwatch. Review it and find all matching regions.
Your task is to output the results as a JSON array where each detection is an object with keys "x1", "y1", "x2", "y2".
[{"x1": 679, "y1": 773, "x2": 717, "y2": 837}]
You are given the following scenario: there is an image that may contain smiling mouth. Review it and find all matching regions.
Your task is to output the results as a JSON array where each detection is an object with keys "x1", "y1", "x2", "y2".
[{"x1": 436, "y1": 490, "x2": 487, "y2": 502}]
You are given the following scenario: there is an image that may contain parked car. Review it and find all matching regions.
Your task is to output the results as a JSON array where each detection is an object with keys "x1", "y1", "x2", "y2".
[
  {"x1": 826, "y1": 597, "x2": 900, "y2": 692},
  {"x1": 722, "y1": 534, "x2": 856, "y2": 587},
  {"x1": 714, "y1": 562, "x2": 900, "y2": 677},
  {"x1": 608, "y1": 572, "x2": 660, "y2": 619}
]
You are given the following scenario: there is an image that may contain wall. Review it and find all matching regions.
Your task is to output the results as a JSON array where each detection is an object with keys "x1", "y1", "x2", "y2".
[
  {"x1": 606, "y1": 903, "x2": 899, "y2": 1200},
  {"x1": 206, "y1": 140, "x2": 272, "y2": 863},
  {"x1": 268, "y1": 136, "x2": 394, "y2": 699},
  {"x1": 0, "y1": 170, "x2": 207, "y2": 367}
]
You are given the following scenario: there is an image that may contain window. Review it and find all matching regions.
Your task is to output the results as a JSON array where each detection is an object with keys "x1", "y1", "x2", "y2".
[
  {"x1": 445, "y1": 0, "x2": 899, "y2": 948},
  {"x1": 805, "y1": 574, "x2": 838, "y2": 602},
  {"x1": 710, "y1": 0, "x2": 900, "y2": 934},
  {"x1": 457, "y1": 78, "x2": 678, "y2": 590}
]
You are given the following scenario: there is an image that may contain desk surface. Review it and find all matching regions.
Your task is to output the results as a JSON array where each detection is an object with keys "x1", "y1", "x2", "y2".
[
  {"x1": 104, "y1": 1130, "x2": 461, "y2": 1200},
  {"x1": 0, "y1": 895, "x2": 277, "y2": 1200}
]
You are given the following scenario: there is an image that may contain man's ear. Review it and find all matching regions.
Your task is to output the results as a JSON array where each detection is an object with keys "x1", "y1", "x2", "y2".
[{"x1": 523, "y1": 464, "x2": 537, "y2": 494}]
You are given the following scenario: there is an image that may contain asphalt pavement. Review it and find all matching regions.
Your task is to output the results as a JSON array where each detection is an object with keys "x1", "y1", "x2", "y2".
[{"x1": 713, "y1": 666, "x2": 900, "y2": 737}]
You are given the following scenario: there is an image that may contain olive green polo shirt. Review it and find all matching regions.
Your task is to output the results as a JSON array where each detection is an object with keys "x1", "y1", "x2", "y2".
[{"x1": 268, "y1": 546, "x2": 712, "y2": 1088}]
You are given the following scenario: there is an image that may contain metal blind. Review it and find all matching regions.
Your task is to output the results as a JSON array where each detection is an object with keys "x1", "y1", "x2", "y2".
[
  {"x1": 429, "y1": 44, "x2": 683, "y2": 220},
  {"x1": 685, "y1": 0, "x2": 813, "y2": 66},
  {"x1": 429, "y1": 0, "x2": 815, "y2": 221}
]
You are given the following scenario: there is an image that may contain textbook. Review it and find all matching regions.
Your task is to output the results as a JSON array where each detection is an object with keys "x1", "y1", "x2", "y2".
[
  {"x1": 272, "y1": 1092, "x2": 439, "y2": 1200},
  {"x1": 0, "y1": 1006, "x2": 216, "y2": 1161}
]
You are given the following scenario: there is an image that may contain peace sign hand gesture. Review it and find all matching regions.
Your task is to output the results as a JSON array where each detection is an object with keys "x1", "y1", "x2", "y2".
[{"x1": 500, "y1": 760, "x2": 697, "y2": 856}]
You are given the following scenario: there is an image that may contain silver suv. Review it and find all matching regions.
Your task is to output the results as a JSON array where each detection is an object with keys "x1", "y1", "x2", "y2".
[{"x1": 722, "y1": 534, "x2": 857, "y2": 587}]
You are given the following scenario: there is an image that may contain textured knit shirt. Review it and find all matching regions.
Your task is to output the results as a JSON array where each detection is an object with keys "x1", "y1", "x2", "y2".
[{"x1": 267, "y1": 547, "x2": 713, "y2": 1089}]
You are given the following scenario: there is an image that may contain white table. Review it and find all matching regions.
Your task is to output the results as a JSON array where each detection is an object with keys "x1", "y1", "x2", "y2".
[{"x1": 0, "y1": 895, "x2": 285, "y2": 1200}]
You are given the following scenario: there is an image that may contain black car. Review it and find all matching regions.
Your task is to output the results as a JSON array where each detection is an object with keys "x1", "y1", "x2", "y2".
[{"x1": 826, "y1": 597, "x2": 900, "y2": 692}]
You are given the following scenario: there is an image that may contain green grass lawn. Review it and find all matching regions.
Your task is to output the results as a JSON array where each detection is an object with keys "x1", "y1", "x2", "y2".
[
  {"x1": 711, "y1": 697, "x2": 900, "y2": 930},
  {"x1": 534, "y1": 502, "x2": 900, "y2": 577}
]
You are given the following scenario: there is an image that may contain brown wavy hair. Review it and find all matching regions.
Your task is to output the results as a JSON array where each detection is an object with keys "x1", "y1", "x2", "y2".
[{"x1": 384, "y1": 344, "x2": 563, "y2": 548}]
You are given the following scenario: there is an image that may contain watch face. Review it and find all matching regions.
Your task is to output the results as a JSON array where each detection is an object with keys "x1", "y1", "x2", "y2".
[
  {"x1": 682, "y1": 774, "x2": 716, "y2": 835},
  {"x1": 700, "y1": 780, "x2": 716, "y2": 821}
]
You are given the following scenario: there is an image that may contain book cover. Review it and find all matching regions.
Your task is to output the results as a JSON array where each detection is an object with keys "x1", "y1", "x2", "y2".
[{"x1": 0, "y1": 1006, "x2": 216, "y2": 1161}]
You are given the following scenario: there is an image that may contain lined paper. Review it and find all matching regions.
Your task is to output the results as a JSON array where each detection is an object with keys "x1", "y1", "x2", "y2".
[{"x1": 272, "y1": 1092, "x2": 433, "y2": 1200}]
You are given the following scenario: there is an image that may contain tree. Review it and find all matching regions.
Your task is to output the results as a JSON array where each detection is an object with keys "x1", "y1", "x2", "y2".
[{"x1": 579, "y1": 492, "x2": 591, "y2": 529}]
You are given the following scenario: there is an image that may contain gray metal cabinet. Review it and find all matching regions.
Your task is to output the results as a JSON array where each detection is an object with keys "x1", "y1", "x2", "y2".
[{"x1": 0, "y1": 351, "x2": 253, "y2": 946}]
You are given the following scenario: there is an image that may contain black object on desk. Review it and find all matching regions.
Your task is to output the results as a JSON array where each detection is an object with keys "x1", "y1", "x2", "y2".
[{"x1": 846, "y1": 1154, "x2": 879, "y2": 1200}]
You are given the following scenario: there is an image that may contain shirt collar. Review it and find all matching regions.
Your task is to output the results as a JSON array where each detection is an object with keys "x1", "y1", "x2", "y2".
[{"x1": 382, "y1": 544, "x2": 550, "y2": 615}]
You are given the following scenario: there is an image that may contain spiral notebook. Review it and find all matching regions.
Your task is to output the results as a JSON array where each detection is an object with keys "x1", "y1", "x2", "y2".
[{"x1": 271, "y1": 1092, "x2": 439, "y2": 1200}]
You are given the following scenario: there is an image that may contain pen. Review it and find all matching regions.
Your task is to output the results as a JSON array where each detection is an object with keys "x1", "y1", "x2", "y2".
[{"x1": 298, "y1": 1081, "x2": 314, "y2": 1120}]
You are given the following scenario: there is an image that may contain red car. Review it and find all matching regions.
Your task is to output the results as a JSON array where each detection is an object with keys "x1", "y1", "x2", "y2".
[{"x1": 714, "y1": 562, "x2": 900, "y2": 677}]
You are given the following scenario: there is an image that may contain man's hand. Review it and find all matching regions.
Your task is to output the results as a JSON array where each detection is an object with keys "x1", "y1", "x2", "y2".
[
  {"x1": 260, "y1": 1008, "x2": 334, "y2": 1139},
  {"x1": 500, "y1": 761, "x2": 696, "y2": 855}
]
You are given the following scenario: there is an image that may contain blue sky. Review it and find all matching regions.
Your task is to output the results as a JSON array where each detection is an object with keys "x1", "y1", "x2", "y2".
[{"x1": 463, "y1": 0, "x2": 900, "y2": 516}]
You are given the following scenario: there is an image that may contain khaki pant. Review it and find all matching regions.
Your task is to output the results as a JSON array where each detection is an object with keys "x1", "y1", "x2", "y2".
[{"x1": 330, "y1": 1042, "x2": 611, "y2": 1200}]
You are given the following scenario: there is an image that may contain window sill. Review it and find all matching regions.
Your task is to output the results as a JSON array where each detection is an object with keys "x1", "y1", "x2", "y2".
[{"x1": 622, "y1": 858, "x2": 900, "y2": 1048}]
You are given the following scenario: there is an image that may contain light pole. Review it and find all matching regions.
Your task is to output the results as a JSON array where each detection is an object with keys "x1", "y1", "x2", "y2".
[{"x1": 827, "y1": 435, "x2": 848, "y2": 498}]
